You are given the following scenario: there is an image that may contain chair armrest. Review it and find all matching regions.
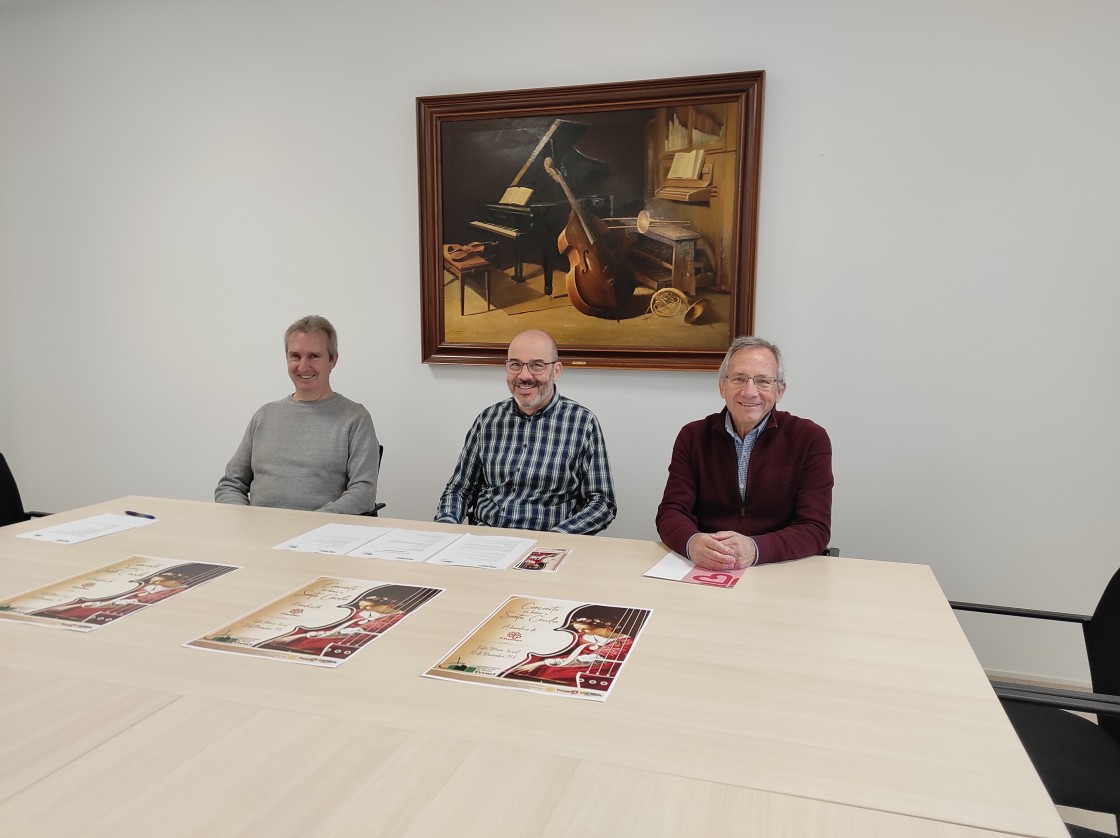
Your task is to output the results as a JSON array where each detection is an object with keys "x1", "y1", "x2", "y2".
[
  {"x1": 994, "y1": 681, "x2": 1120, "y2": 717},
  {"x1": 949, "y1": 600, "x2": 1090, "y2": 625},
  {"x1": 27, "y1": 510, "x2": 52, "y2": 518}
]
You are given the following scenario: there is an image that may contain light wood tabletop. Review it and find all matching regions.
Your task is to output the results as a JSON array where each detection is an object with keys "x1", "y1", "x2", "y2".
[{"x1": 0, "y1": 497, "x2": 1067, "y2": 837}]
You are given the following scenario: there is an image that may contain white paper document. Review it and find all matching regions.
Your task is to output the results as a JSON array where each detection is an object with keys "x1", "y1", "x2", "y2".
[
  {"x1": 426, "y1": 534, "x2": 535, "y2": 570},
  {"x1": 16, "y1": 513, "x2": 156, "y2": 545},
  {"x1": 348, "y1": 529, "x2": 464, "y2": 562},
  {"x1": 271, "y1": 523, "x2": 394, "y2": 555}
]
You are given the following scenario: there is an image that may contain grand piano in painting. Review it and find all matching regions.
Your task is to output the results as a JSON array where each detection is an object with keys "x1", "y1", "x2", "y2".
[{"x1": 470, "y1": 119, "x2": 611, "y2": 295}]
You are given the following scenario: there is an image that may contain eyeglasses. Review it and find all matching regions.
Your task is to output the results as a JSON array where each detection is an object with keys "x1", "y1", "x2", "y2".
[
  {"x1": 505, "y1": 359, "x2": 557, "y2": 374},
  {"x1": 725, "y1": 374, "x2": 779, "y2": 390}
]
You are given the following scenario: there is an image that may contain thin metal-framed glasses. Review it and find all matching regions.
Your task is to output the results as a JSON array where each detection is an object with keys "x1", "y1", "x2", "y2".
[{"x1": 725, "y1": 374, "x2": 779, "y2": 390}]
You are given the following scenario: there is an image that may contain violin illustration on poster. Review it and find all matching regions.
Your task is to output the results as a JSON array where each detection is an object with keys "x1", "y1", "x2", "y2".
[{"x1": 425, "y1": 595, "x2": 651, "y2": 701}]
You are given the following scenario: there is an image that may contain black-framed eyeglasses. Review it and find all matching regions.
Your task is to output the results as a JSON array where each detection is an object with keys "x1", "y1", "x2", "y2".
[
  {"x1": 725, "y1": 374, "x2": 779, "y2": 391},
  {"x1": 505, "y1": 359, "x2": 557, "y2": 374}
]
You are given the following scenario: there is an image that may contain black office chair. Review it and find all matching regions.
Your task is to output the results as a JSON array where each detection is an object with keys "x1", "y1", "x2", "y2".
[
  {"x1": 1066, "y1": 824, "x2": 1117, "y2": 838},
  {"x1": 951, "y1": 567, "x2": 1120, "y2": 833},
  {"x1": 365, "y1": 445, "x2": 387, "y2": 517},
  {"x1": 0, "y1": 452, "x2": 50, "y2": 527}
]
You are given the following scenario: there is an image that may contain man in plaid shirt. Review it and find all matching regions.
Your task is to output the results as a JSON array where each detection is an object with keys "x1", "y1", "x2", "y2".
[{"x1": 435, "y1": 330, "x2": 617, "y2": 534}]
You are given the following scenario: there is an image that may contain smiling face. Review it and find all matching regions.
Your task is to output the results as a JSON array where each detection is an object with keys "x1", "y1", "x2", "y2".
[
  {"x1": 505, "y1": 330, "x2": 561, "y2": 416},
  {"x1": 287, "y1": 330, "x2": 337, "y2": 402},
  {"x1": 719, "y1": 346, "x2": 786, "y2": 436}
]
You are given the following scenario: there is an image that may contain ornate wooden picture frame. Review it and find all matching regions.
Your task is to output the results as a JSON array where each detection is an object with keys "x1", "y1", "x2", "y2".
[{"x1": 417, "y1": 71, "x2": 764, "y2": 371}]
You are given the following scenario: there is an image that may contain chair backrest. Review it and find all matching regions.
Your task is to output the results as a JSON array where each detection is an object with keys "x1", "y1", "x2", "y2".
[
  {"x1": 1084, "y1": 566, "x2": 1120, "y2": 738},
  {"x1": 364, "y1": 445, "x2": 386, "y2": 517},
  {"x1": 0, "y1": 452, "x2": 30, "y2": 527}
]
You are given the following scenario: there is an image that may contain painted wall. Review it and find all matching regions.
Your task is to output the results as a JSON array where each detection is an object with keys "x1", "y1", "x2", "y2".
[{"x1": 2, "y1": 0, "x2": 1118, "y2": 684}]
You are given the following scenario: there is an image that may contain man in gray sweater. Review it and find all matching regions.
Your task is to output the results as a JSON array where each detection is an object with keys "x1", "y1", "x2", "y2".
[{"x1": 215, "y1": 315, "x2": 379, "y2": 515}]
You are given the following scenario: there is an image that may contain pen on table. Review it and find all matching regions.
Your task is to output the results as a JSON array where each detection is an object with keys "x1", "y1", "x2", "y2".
[{"x1": 124, "y1": 510, "x2": 157, "y2": 520}]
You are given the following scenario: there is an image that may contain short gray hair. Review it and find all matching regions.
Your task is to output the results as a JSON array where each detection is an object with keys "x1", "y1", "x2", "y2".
[
  {"x1": 284, "y1": 315, "x2": 338, "y2": 359},
  {"x1": 718, "y1": 336, "x2": 786, "y2": 383}
]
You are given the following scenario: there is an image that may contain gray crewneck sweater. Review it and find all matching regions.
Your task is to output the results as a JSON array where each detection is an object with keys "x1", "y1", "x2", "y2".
[{"x1": 215, "y1": 393, "x2": 379, "y2": 515}]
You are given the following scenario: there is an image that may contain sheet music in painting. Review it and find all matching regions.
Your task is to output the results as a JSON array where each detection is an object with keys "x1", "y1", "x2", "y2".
[
  {"x1": 498, "y1": 186, "x2": 533, "y2": 206},
  {"x1": 0, "y1": 556, "x2": 238, "y2": 632},
  {"x1": 186, "y1": 577, "x2": 442, "y2": 668},
  {"x1": 667, "y1": 149, "x2": 704, "y2": 180},
  {"x1": 424, "y1": 595, "x2": 651, "y2": 701}
]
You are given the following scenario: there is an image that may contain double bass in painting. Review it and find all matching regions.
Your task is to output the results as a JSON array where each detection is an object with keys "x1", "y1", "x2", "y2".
[{"x1": 543, "y1": 157, "x2": 635, "y2": 319}]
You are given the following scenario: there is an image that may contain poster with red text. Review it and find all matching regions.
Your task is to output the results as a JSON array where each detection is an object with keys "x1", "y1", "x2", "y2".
[
  {"x1": 0, "y1": 556, "x2": 237, "y2": 632},
  {"x1": 187, "y1": 577, "x2": 442, "y2": 668},
  {"x1": 425, "y1": 595, "x2": 650, "y2": 701}
]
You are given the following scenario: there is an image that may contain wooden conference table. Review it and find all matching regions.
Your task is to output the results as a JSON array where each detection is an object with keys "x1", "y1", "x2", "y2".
[{"x1": 0, "y1": 497, "x2": 1066, "y2": 838}]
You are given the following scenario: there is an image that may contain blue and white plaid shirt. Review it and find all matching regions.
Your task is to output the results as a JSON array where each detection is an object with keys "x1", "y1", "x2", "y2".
[{"x1": 435, "y1": 392, "x2": 617, "y2": 534}]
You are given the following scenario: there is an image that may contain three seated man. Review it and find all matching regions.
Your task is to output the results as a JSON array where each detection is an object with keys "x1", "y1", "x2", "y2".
[{"x1": 215, "y1": 320, "x2": 831, "y2": 567}]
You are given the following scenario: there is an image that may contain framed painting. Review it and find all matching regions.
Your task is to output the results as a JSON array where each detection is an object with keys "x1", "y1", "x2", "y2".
[{"x1": 417, "y1": 71, "x2": 764, "y2": 371}]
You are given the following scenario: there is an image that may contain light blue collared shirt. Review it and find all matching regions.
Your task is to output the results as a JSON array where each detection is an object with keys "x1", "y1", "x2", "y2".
[
  {"x1": 685, "y1": 412, "x2": 771, "y2": 566},
  {"x1": 725, "y1": 411, "x2": 770, "y2": 501}
]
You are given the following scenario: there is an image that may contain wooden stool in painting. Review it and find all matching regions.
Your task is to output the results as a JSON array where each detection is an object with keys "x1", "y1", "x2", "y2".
[{"x1": 443, "y1": 242, "x2": 499, "y2": 316}]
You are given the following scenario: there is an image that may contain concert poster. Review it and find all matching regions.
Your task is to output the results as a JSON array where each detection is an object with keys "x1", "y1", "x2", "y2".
[
  {"x1": 424, "y1": 595, "x2": 651, "y2": 701},
  {"x1": 186, "y1": 576, "x2": 442, "y2": 668},
  {"x1": 512, "y1": 548, "x2": 571, "y2": 573},
  {"x1": 0, "y1": 556, "x2": 238, "y2": 632}
]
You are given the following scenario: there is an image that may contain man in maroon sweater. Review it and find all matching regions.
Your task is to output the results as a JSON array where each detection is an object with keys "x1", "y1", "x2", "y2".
[{"x1": 656, "y1": 337, "x2": 833, "y2": 569}]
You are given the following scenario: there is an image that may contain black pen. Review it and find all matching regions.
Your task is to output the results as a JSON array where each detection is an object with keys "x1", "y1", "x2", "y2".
[{"x1": 124, "y1": 510, "x2": 157, "y2": 520}]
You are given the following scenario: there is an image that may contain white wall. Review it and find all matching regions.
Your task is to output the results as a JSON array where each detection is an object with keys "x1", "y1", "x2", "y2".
[{"x1": 2, "y1": 0, "x2": 1118, "y2": 684}]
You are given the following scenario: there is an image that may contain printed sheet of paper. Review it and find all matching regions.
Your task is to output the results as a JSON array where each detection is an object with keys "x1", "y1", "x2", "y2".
[
  {"x1": 425, "y1": 534, "x2": 534, "y2": 570},
  {"x1": 512, "y1": 548, "x2": 571, "y2": 573},
  {"x1": 348, "y1": 529, "x2": 464, "y2": 562},
  {"x1": 272, "y1": 523, "x2": 394, "y2": 555},
  {"x1": 424, "y1": 595, "x2": 651, "y2": 701},
  {"x1": 186, "y1": 577, "x2": 442, "y2": 668},
  {"x1": 0, "y1": 556, "x2": 238, "y2": 632},
  {"x1": 644, "y1": 551, "x2": 745, "y2": 589},
  {"x1": 16, "y1": 513, "x2": 156, "y2": 545}
]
